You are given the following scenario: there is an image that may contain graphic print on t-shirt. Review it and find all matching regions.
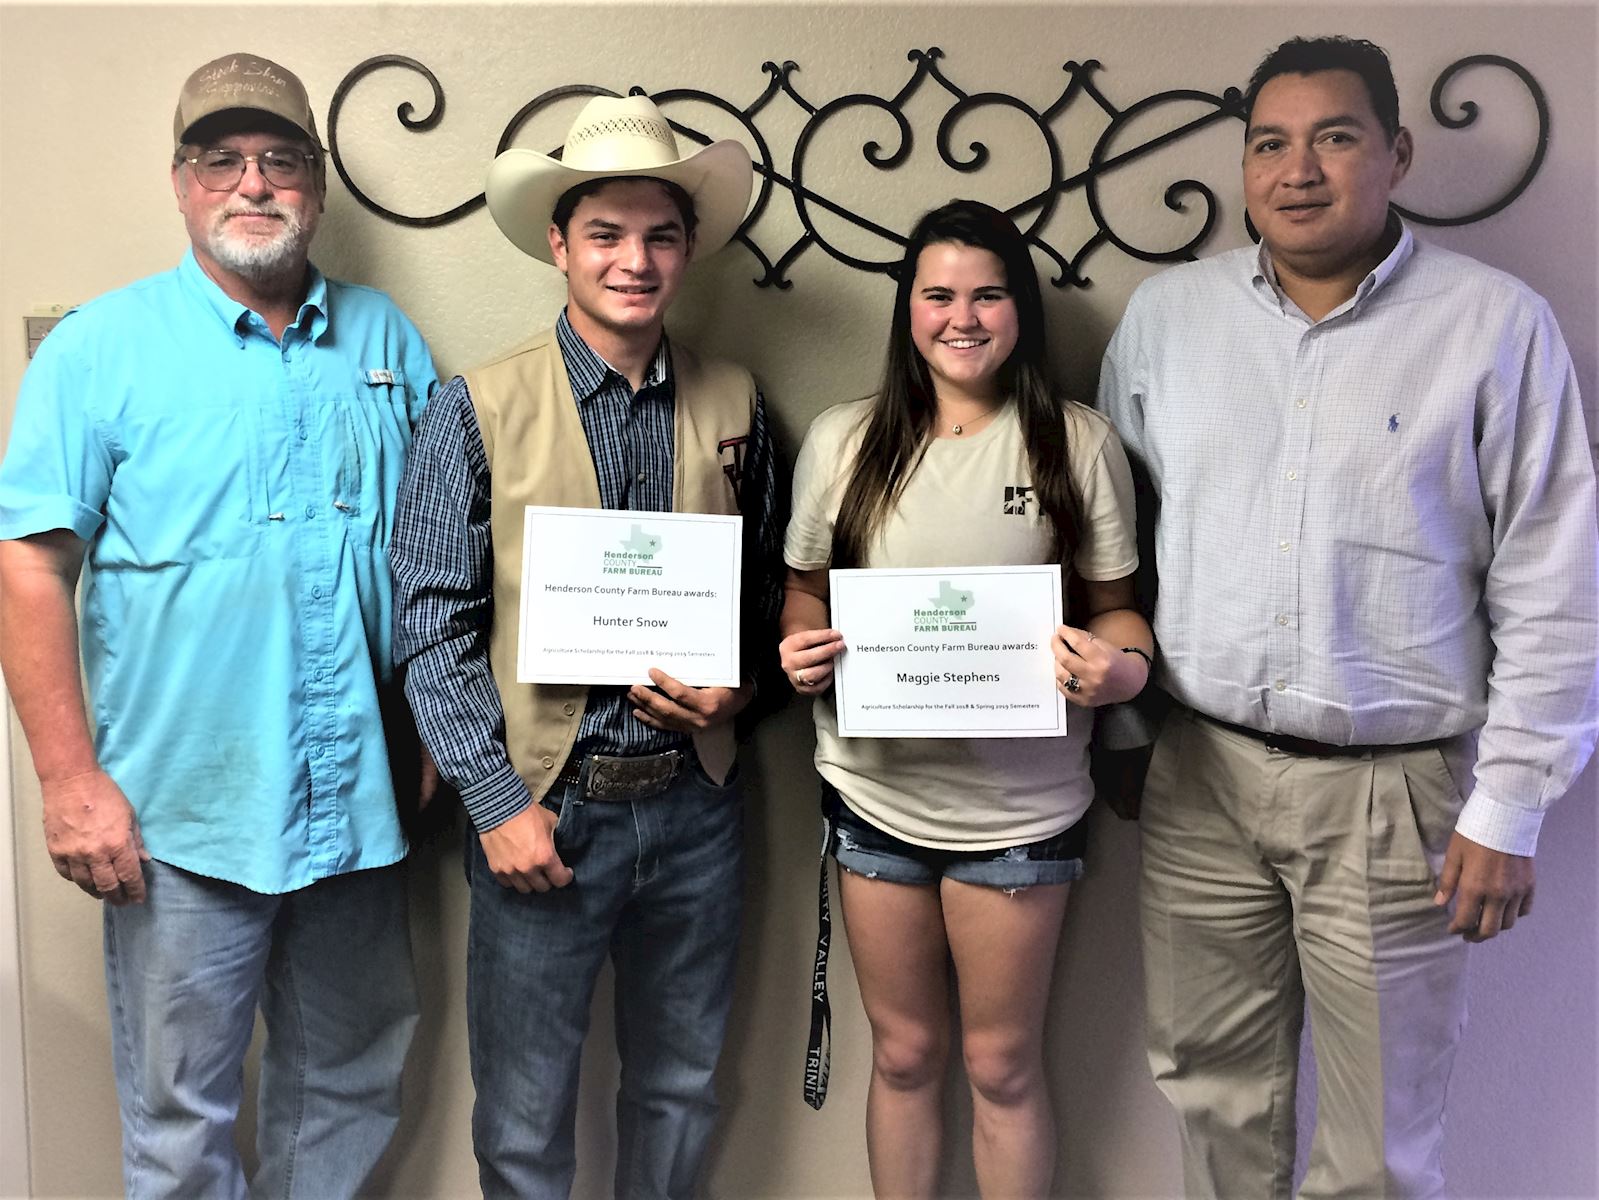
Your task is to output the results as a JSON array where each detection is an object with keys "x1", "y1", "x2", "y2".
[{"x1": 1004, "y1": 484, "x2": 1033, "y2": 515}]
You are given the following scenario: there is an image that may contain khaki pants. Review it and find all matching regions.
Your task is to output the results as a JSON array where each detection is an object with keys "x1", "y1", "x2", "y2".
[{"x1": 1141, "y1": 708, "x2": 1469, "y2": 1200}]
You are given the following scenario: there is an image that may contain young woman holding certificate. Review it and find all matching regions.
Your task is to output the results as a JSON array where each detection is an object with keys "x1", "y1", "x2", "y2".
[{"x1": 778, "y1": 200, "x2": 1153, "y2": 1198}]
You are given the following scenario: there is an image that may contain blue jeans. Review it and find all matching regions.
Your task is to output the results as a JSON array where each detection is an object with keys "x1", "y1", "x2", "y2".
[
  {"x1": 103, "y1": 859, "x2": 418, "y2": 1200},
  {"x1": 467, "y1": 764, "x2": 745, "y2": 1200}
]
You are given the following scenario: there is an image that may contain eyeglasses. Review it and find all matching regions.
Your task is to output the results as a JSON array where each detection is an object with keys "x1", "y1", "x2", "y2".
[{"x1": 182, "y1": 148, "x2": 318, "y2": 192}]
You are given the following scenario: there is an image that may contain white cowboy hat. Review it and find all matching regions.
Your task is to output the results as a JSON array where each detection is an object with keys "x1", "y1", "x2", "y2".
[{"x1": 486, "y1": 94, "x2": 754, "y2": 265}]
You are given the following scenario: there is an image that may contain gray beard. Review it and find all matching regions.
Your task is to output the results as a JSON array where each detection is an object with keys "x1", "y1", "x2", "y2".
[{"x1": 206, "y1": 206, "x2": 310, "y2": 286}]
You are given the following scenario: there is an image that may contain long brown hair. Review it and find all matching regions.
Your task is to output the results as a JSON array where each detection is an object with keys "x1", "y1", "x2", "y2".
[{"x1": 830, "y1": 200, "x2": 1080, "y2": 568}]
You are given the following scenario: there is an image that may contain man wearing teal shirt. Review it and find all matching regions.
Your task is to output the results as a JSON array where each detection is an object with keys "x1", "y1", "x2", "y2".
[{"x1": 0, "y1": 53, "x2": 437, "y2": 1198}]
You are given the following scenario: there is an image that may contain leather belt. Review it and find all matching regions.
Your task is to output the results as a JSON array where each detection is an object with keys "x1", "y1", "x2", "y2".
[
  {"x1": 1195, "y1": 711, "x2": 1440, "y2": 759},
  {"x1": 554, "y1": 749, "x2": 686, "y2": 800}
]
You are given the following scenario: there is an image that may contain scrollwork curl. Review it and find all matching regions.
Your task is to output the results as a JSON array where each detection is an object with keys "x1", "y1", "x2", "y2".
[
  {"x1": 790, "y1": 92, "x2": 915, "y2": 276},
  {"x1": 328, "y1": 55, "x2": 482, "y2": 228},
  {"x1": 944, "y1": 94, "x2": 1063, "y2": 240},
  {"x1": 1394, "y1": 54, "x2": 1550, "y2": 228},
  {"x1": 325, "y1": 49, "x2": 1551, "y2": 287},
  {"x1": 1078, "y1": 87, "x2": 1241, "y2": 279}
]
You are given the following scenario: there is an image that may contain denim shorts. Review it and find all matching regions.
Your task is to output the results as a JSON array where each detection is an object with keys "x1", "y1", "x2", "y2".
[{"x1": 824, "y1": 780, "x2": 1086, "y2": 890}]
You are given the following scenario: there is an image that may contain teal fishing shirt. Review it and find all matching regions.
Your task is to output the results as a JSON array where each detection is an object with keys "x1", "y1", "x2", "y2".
[{"x1": 0, "y1": 251, "x2": 437, "y2": 892}]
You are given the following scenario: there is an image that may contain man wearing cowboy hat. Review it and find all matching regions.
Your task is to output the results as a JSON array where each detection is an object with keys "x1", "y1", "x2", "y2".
[
  {"x1": 392, "y1": 93, "x2": 783, "y2": 1198},
  {"x1": 0, "y1": 52, "x2": 435, "y2": 1196}
]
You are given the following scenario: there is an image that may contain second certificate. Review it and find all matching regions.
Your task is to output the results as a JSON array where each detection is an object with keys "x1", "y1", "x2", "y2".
[
  {"x1": 518, "y1": 506, "x2": 742, "y2": 686},
  {"x1": 829, "y1": 565, "x2": 1067, "y2": 738}
]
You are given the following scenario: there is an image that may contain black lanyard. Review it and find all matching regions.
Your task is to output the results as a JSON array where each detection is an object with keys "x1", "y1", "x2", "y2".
[{"x1": 803, "y1": 809, "x2": 835, "y2": 1109}]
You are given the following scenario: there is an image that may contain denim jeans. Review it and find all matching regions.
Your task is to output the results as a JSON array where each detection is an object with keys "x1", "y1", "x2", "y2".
[
  {"x1": 467, "y1": 763, "x2": 745, "y2": 1200},
  {"x1": 102, "y1": 859, "x2": 418, "y2": 1200}
]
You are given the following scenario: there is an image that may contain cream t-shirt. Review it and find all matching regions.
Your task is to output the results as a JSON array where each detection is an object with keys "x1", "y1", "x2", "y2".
[{"x1": 785, "y1": 396, "x2": 1139, "y2": 849}]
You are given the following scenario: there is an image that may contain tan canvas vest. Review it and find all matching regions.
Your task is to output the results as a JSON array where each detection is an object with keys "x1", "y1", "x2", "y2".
[{"x1": 464, "y1": 327, "x2": 756, "y2": 804}]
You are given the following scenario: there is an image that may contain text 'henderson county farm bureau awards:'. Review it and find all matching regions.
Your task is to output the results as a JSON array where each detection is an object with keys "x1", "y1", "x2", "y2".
[{"x1": 542, "y1": 582, "x2": 721, "y2": 631}]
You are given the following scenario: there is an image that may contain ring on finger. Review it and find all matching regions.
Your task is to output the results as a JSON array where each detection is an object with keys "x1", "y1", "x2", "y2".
[
  {"x1": 1065, "y1": 674, "x2": 1081, "y2": 693},
  {"x1": 796, "y1": 668, "x2": 809, "y2": 687}
]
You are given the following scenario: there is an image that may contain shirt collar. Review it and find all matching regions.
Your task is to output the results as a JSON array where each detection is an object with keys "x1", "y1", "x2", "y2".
[
  {"x1": 555, "y1": 308, "x2": 672, "y2": 403},
  {"x1": 297, "y1": 268, "x2": 330, "y2": 342},
  {"x1": 176, "y1": 248, "x2": 328, "y2": 346},
  {"x1": 1249, "y1": 213, "x2": 1416, "y2": 320}
]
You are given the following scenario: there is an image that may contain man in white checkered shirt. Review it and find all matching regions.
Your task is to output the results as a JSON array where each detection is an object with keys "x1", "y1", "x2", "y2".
[{"x1": 1097, "y1": 35, "x2": 1598, "y2": 1199}]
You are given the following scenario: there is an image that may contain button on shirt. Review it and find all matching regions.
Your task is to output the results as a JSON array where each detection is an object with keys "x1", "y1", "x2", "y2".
[
  {"x1": 0, "y1": 251, "x2": 439, "y2": 893},
  {"x1": 555, "y1": 313, "x2": 687, "y2": 759},
  {"x1": 1098, "y1": 224, "x2": 1598, "y2": 855}
]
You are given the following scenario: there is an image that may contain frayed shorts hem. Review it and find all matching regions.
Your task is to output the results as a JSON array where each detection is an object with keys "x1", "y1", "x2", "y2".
[{"x1": 826, "y1": 785, "x2": 1085, "y2": 890}]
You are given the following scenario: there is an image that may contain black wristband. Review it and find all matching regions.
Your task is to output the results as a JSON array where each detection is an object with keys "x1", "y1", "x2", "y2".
[{"x1": 1121, "y1": 646, "x2": 1154, "y2": 670}]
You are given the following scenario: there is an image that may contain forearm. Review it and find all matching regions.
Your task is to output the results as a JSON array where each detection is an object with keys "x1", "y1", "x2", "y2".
[
  {"x1": 0, "y1": 536, "x2": 98, "y2": 783},
  {"x1": 780, "y1": 582, "x2": 831, "y2": 640},
  {"x1": 4, "y1": 543, "x2": 148, "y2": 901},
  {"x1": 390, "y1": 375, "x2": 532, "y2": 831},
  {"x1": 1086, "y1": 611, "x2": 1151, "y2": 707},
  {"x1": 1086, "y1": 605, "x2": 1152, "y2": 656},
  {"x1": 1463, "y1": 639, "x2": 1597, "y2": 851},
  {"x1": 391, "y1": 497, "x2": 531, "y2": 830},
  {"x1": 1462, "y1": 313, "x2": 1599, "y2": 854},
  {"x1": 399, "y1": 638, "x2": 531, "y2": 831},
  {"x1": 1459, "y1": 652, "x2": 1597, "y2": 858}
]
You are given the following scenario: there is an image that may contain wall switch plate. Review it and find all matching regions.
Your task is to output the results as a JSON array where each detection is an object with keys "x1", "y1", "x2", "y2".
[{"x1": 25, "y1": 304, "x2": 70, "y2": 360}]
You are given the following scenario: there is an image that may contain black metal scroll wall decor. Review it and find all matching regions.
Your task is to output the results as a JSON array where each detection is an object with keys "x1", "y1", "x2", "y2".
[{"x1": 326, "y1": 48, "x2": 1548, "y2": 290}]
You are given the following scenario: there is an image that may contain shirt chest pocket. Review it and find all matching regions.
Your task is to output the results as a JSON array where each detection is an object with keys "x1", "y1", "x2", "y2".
[
  {"x1": 308, "y1": 377, "x2": 412, "y2": 525},
  {"x1": 115, "y1": 405, "x2": 273, "y2": 562},
  {"x1": 1325, "y1": 404, "x2": 1477, "y2": 554}
]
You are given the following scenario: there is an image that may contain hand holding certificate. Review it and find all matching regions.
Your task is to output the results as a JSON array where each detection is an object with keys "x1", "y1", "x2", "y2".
[
  {"x1": 829, "y1": 565, "x2": 1067, "y2": 738},
  {"x1": 518, "y1": 507, "x2": 742, "y2": 686}
]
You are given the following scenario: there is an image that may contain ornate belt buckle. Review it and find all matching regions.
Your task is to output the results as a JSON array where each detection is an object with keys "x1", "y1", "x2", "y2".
[{"x1": 585, "y1": 750, "x2": 684, "y2": 799}]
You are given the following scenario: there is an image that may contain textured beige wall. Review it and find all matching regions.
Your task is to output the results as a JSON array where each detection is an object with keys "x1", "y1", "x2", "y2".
[{"x1": 1, "y1": 3, "x2": 1594, "y2": 1197}]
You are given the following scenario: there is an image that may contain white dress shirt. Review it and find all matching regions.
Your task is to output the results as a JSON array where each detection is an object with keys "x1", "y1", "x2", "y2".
[{"x1": 1099, "y1": 222, "x2": 1598, "y2": 856}]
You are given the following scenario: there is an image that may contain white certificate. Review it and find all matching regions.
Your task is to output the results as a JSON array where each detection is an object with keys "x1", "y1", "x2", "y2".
[
  {"x1": 829, "y1": 565, "x2": 1066, "y2": 738},
  {"x1": 518, "y1": 506, "x2": 742, "y2": 686}
]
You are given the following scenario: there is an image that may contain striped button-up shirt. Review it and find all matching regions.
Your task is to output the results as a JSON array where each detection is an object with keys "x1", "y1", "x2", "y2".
[
  {"x1": 392, "y1": 311, "x2": 784, "y2": 832},
  {"x1": 1098, "y1": 224, "x2": 1598, "y2": 856}
]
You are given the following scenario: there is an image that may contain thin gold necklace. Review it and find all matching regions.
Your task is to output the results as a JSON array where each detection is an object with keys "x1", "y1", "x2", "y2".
[{"x1": 946, "y1": 407, "x2": 997, "y2": 436}]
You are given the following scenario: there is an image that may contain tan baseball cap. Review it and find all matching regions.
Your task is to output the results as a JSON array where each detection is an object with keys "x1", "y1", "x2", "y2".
[{"x1": 173, "y1": 52, "x2": 321, "y2": 149}]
